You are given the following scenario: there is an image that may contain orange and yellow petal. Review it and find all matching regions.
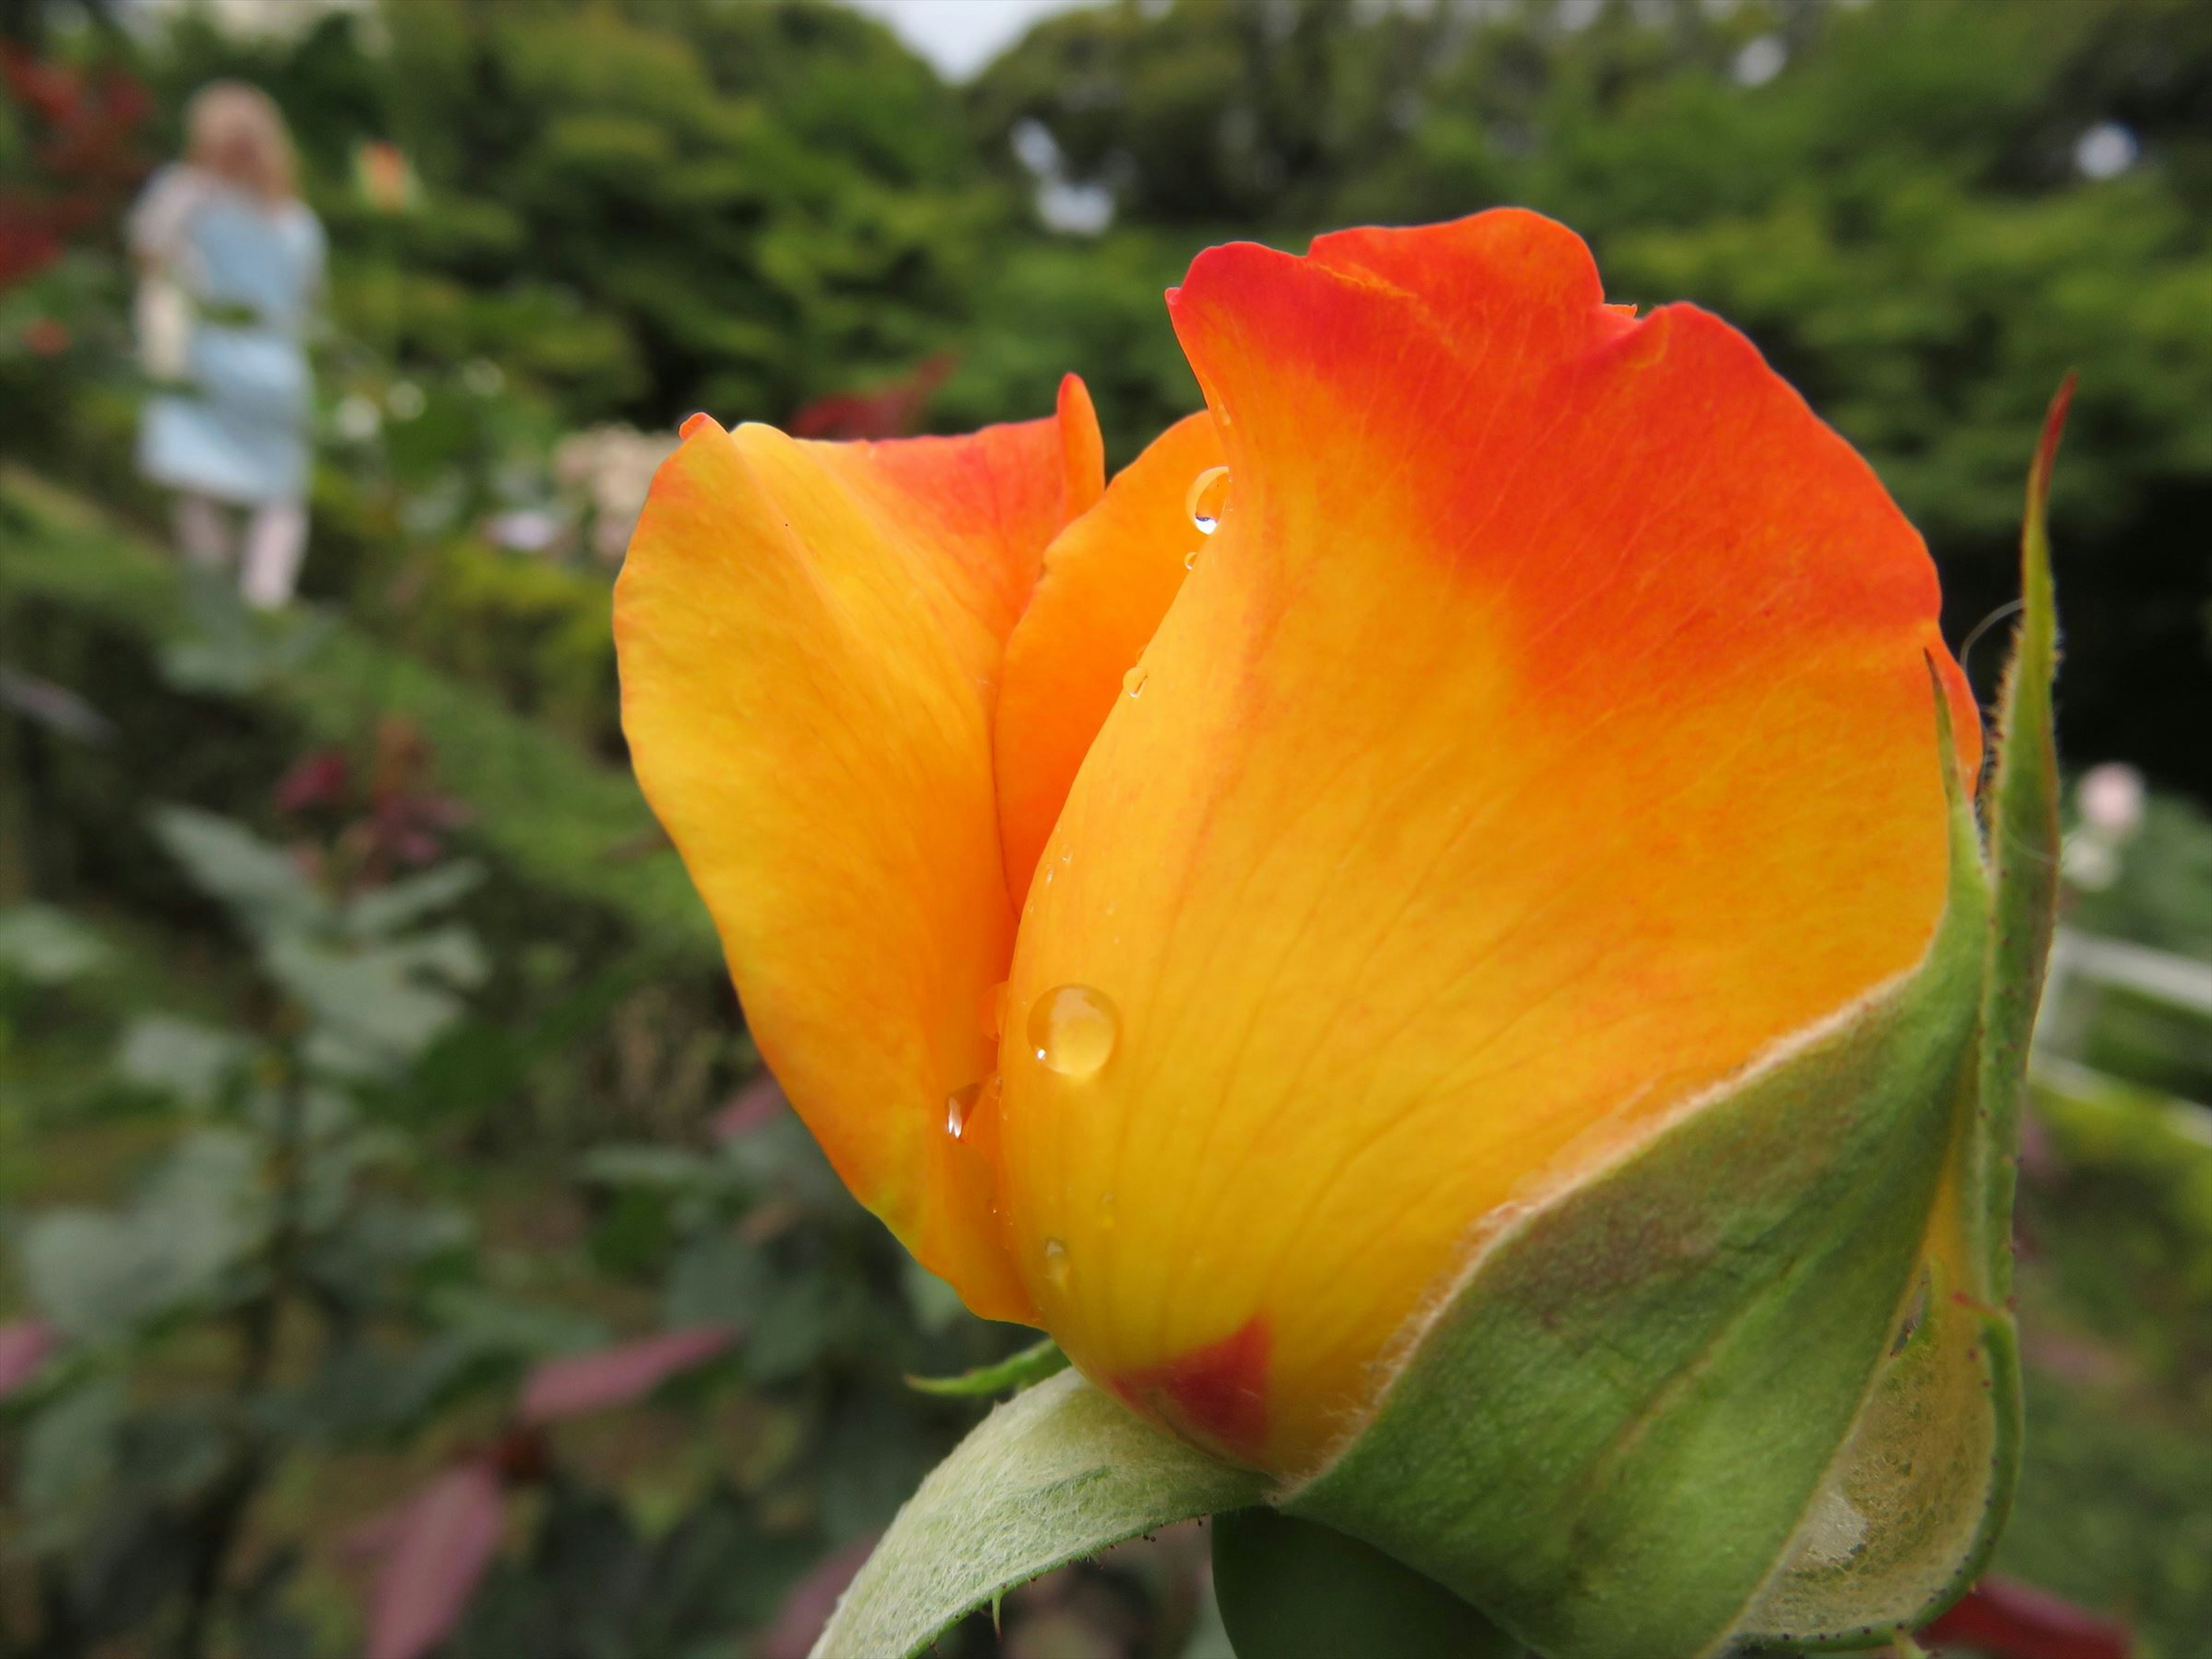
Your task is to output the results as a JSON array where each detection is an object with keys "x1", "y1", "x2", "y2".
[
  {"x1": 1056, "y1": 372, "x2": 1107, "y2": 524},
  {"x1": 616, "y1": 391, "x2": 1101, "y2": 1322},
  {"x1": 996, "y1": 411, "x2": 1226, "y2": 906},
  {"x1": 995, "y1": 210, "x2": 1980, "y2": 1474}
]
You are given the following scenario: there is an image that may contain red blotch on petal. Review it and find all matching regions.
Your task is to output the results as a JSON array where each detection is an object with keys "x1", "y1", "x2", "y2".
[{"x1": 1109, "y1": 1317, "x2": 1270, "y2": 1466}]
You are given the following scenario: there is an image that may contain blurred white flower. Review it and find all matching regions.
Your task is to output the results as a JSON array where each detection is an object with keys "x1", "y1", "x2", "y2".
[
  {"x1": 385, "y1": 380, "x2": 427, "y2": 421},
  {"x1": 2077, "y1": 762, "x2": 2146, "y2": 840},
  {"x1": 485, "y1": 509, "x2": 564, "y2": 556},
  {"x1": 2074, "y1": 121, "x2": 2139, "y2": 181},
  {"x1": 463, "y1": 358, "x2": 507, "y2": 398},
  {"x1": 2063, "y1": 762, "x2": 2148, "y2": 893},
  {"x1": 1733, "y1": 35, "x2": 1787, "y2": 88},
  {"x1": 554, "y1": 425, "x2": 680, "y2": 565},
  {"x1": 334, "y1": 393, "x2": 382, "y2": 444}
]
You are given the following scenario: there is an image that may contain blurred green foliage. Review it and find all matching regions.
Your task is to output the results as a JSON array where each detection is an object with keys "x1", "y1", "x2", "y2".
[
  {"x1": 7, "y1": 0, "x2": 2198, "y2": 788},
  {"x1": 7, "y1": 0, "x2": 2212, "y2": 1653}
]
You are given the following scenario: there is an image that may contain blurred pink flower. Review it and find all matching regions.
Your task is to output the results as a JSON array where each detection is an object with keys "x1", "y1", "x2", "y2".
[{"x1": 0, "y1": 1320, "x2": 55, "y2": 1401}]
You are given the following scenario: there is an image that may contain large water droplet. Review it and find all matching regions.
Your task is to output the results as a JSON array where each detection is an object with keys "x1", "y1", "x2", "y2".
[
  {"x1": 1043, "y1": 1237, "x2": 1071, "y2": 1292},
  {"x1": 1122, "y1": 665, "x2": 1147, "y2": 698},
  {"x1": 1028, "y1": 984, "x2": 1118, "y2": 1078},
  {"x1": 1186, "y1": 465, "x2": 1230, "y2": 535}
]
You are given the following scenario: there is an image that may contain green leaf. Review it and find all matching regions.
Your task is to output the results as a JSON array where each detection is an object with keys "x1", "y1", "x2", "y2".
[
  {"x1": 113, "y1": 1014, "x2": 251, "y2": 1110},
  {"x1": 342, "y1": 859, "x2": 486, "y2": 940},
  {"x1": 905, "y1": 1336, "x2": 1069, "y2": 1398},
  {"x1": 21, "y1": 1129, "x2": 269, "y2": 1342},
  {"x1": 150, "y1": 805, "x2": 326, "y2": 937},
  {"x1": 425, "y1": 1286, "x2": 609, "y2": 1360},
  {"x1": 277, "y1": 931, "x2": 479, "y2": 1078},
  {"x1": 1289, "y1": 724, "x2": 1995, "y2": 1659},
  {"x1": 0, "y1": 903, "x2": 110, "y2": 984},
  {"x1": 811, "y1": 1369, "x2": 1266, "y2": 1659},
  {"x1": 14, "y1": 1374, "x2": 125, "y2": 1551}
]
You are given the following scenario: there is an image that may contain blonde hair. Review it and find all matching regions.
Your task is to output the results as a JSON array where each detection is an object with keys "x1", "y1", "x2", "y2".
[{"x1": 184, "y1": 81, "x2": 297, "y2": 205}]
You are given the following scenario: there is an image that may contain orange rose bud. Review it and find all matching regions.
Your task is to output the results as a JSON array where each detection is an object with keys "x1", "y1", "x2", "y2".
[{"x1": 618, "y1": 214, "x2": 2061, "y2": 1659}]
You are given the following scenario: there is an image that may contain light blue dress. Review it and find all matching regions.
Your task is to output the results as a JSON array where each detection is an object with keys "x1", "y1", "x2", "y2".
[{"x1": 134, "y1": 168, "x2": 324, "y2": 507}]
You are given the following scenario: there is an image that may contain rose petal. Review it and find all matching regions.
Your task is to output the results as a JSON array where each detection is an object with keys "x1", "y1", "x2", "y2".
[
  {"x1": 997, "y1": 411, "x2": 1225, "y2": 907},
  {"x1": 999, "y1": 210, "x2": 1978, "y2": 1471},
  {"x1": 618, "y1": 388, "x2": 1101, "y2": 1322}
]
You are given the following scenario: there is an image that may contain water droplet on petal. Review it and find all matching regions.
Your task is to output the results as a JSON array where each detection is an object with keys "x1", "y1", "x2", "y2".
[
  {"x1": 1121, "y1": 666, "x2": 1146, "y2": 698},
  {"x1": 979, "y1": 980, "x2": 1009, "y2": 1040},
  {"x1": 945, "y1": 1074, "x2": 999, "y2": 1140},
  {"x1": 1043, "y1": 1237, "x2": 1071, "y2": 1292},
  {"x1": 1187, "y1": 465, "x2": 1230, "y2": 535},
  {"x1": 1028, "y1": 984, "x2": 1118, "y2": 1078},
  {"x1": 946, "y1": 1084, "x2": 978, "y2": 1139},
  {"x1": 1183, "y1": 547, "x2": 1200, "y2": 571}
]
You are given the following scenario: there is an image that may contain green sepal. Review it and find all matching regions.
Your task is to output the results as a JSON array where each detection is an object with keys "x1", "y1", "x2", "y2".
[
  {"x1": 809, "y1": 1369, "x2": 1266, "y2": 1658},
  {"x1": 1287, "y1": 700, "x2": 1996, "y2": 1656},
  {"x1": 1283, "y1": 398, "x2": 2072, "y2": 1658},
  {"x1": 1213, "y1": 1508, "x2": 1527, "y2": 1658},
  {"x1": 1744, "y1": 385, "x2": 2070, "y2": 1653},
  {"x1": 1969, "y1": 378, "x2": 2071, "y2": 1301},
  {"x1": 905, "y1": 1335, "x2": 1070, "y2": 1398}
]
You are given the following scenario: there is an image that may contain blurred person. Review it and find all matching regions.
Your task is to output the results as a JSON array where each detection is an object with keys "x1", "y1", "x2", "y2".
[{"x1": 128, "y1": 82, "x2": 323, "y2": 609}]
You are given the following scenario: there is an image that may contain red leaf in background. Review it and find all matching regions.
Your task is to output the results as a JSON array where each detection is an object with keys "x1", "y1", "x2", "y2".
[
  {"x1": 360, "y1": 1460, "x2": 506, "y2": 1659},
  {"x1": 1921, "y1": 1577, "x2": 2131, "y2": 1659},
  {"x1": 789, "y1": 354, "x2": 956, "y2": 440},
  {"x1": 756, "y1": 1533, "x2": 880, "y2": 1659},
  {"x1": 274, "y1": 748, "x2": 352, "y2": 815},
  {"x1": 0, "y1": 1320, "x2": 54, "y2": 1401},
  {"x1": 710, "y1": 1073, "x2": 787, "y2": 1143},
  {"x1": 0, "y1": 213, "x2": 62, "y2": 287},
  {"x1": 517, "y1": 1325, "x2": 737, "y2": 1425}
]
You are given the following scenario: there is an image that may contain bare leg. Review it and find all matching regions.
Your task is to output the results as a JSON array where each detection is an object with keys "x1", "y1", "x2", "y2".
[
  {"x1": 173, "y1": 493, "x2": 232, "y2": 571},
  {"x1": 239, "y1": 500, "x2": 308, "y2": 610}
]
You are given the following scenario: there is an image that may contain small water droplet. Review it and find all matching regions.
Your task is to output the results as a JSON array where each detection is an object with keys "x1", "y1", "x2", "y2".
[
  {"x1": 979, "y1": 980, "x2": 1009, "y2": 1040},
  {"x1": 1183, "y1": 547, "x2": 1200, "y2": 571},
  {"x1": 946, "y1": 1084, "x2": 979, "y2": 1139},
  {"x1": 1186, "y1": 465, "x2": 1230, "y2": 535},
  {"x1": 1028, "y1": 984, "x2": 1118, "y2": 1078},
  {"x1": 1043, "y1": 1237, "x2": 1071, "y2": 1291},
  {"x1": 945, "y1": 1074, "x2": 999, "y2": 1140}
]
